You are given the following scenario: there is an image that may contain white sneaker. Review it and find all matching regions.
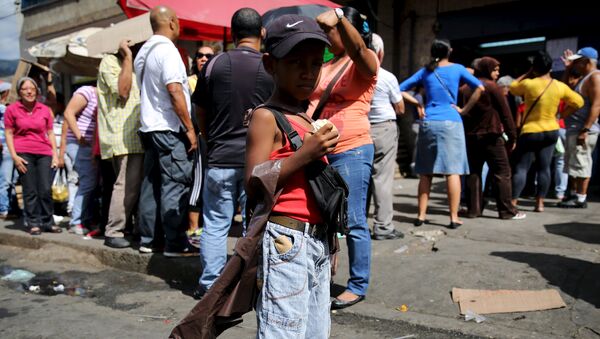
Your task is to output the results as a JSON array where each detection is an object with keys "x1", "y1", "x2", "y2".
[
  {"x1": 69, "y1": 224, "x2": 90, "y2": 235},
  {"x1": 511, "y1": 212, "x2": 526, "y2": 220},
  {"x1": 139, "y1": 246, "x2": 154, "y2": 254},
  {"x1": 139, "y1": 244, "x2": 162, "y2": 254}
]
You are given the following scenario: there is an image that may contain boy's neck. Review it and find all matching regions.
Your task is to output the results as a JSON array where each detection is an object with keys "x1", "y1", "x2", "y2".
[{"x1": 268, "y1": 89, "x2": 308, "y2": 113}]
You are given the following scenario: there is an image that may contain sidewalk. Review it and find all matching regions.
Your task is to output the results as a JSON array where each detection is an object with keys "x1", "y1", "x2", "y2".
[{"x1": 1, "y1": 177, "x2": 599, "y2": 338}]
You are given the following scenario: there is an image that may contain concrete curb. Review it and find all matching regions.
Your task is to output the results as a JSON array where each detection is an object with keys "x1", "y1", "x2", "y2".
[{"x1": 0, "y1": 222, "x2": 202, "y2": 287}]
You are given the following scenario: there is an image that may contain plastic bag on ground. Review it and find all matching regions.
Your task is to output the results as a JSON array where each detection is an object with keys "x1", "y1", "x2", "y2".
[
  {"x1": 1, "y1": 269, "x2": 35, "y2": 283},
  {"x1": 464, "y1": 309, "x2": 486, "y2": 323}
]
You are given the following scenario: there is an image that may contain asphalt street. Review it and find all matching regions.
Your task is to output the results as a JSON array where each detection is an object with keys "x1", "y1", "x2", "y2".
[
  {"x1": 1, "y1": 176, "x2": 599, "y2": 338},
  {"x1": 0, "y1": 244, "x2": 486, "y2": 339}
]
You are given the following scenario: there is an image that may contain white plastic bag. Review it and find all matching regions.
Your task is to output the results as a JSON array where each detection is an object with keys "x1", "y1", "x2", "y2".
[{"x1": 51, "y1": 168, "x2": 69, "y2": 202}]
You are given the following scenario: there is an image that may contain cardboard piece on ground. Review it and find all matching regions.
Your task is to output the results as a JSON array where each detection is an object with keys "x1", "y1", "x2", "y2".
[{"x1": 452, "y1": 288, "x2": 566, "y2": 315}]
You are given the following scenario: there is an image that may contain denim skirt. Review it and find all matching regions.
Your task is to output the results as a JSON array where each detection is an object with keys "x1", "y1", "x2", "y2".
[{"x1": 415, "y1": 120, "x2": 470, "y2": 175}]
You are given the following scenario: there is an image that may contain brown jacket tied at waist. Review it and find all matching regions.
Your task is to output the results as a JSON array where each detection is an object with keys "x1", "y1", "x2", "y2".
[{"x1": 170, "y1": 160, "x2": 283, "y2": 339}]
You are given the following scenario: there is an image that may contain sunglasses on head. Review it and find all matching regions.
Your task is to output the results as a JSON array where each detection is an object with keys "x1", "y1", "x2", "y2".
[{"x1": 196, "y1": 53, "x2": 214, "y2": 59}]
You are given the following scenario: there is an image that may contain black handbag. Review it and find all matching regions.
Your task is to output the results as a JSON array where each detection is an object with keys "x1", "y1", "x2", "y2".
[{"x1": 267, "y1": 107, "x2": 349, "y2": 237}]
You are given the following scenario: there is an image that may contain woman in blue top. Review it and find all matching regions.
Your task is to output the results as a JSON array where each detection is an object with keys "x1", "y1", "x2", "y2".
[{"x1": 400, "y1": 39, "x2": 484, "y2": 228}]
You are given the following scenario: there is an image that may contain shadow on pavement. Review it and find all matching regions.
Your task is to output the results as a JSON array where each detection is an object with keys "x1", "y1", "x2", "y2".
[
  {"x1": 491, "y1": 251, "x2": 600, "y2": 308},
  {"x1": 544, "y1": 222, "x2": 600, "y2": 244},
  {"x1": 4, "y1": 220, "x2": 27, "y2": 232}
]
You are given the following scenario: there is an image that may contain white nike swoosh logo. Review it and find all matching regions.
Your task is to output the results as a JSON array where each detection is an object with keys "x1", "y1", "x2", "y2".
[{"x1": 286, "y1": 20, "x2": 304, "y2": 28}]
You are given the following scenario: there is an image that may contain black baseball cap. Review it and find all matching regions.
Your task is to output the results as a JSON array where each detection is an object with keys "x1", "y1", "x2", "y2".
[{"x1": 265, "y1": 14, "x2": 330, "y2": 58}]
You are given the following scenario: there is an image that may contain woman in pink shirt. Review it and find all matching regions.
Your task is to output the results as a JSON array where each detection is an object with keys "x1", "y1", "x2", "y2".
[{"x1": 5, "y1": 77, "x2": 59, "y2": 235}]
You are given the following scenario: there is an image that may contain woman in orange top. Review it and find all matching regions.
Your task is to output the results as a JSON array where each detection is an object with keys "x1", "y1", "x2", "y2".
[{"x1": 312, "y1": 7, "x2": 379, "y2": 310}]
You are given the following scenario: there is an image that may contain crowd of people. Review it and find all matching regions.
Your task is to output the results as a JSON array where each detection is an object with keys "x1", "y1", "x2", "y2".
[{"x1": 0, "y1": 4, "x2": 598, "y2": 338}]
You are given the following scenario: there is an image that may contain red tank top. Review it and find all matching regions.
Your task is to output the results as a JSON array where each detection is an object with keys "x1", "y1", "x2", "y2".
[{"x1": 270, "y1": 116, "x2": 324, "y2": 224}]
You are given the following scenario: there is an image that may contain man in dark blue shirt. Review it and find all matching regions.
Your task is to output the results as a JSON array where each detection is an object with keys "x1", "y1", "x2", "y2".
[{"x1": 191, "y1": 7, "x2": 273, "y2": 299}]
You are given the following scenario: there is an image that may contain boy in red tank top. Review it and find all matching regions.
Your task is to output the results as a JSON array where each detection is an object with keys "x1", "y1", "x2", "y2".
[{"x1": 245, "y1": 15, "x2": 339, "y2": 338}]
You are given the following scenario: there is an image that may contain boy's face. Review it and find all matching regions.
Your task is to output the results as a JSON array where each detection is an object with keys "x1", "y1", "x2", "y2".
[{"x1": 270, "y1": 40, "x2": 326, "y2": 101}]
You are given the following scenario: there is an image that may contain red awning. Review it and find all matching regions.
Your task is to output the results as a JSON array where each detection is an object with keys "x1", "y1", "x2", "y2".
[{"x1": 118, "y1": 0, "x2": 340, "y2": 41}]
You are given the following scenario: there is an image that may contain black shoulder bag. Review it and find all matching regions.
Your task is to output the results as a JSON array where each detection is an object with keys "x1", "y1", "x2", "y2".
[{"x1": 265, "y1": 107, "x2": 349, "y2": 252}]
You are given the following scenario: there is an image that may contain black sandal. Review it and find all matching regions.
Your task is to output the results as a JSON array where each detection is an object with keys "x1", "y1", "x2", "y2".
[
  {"x1": 29, "y1": 227, "x2": 42, "y2": 235},
  {"x1": 448, "y1": 221, "x2": 463, "y2": 229}
]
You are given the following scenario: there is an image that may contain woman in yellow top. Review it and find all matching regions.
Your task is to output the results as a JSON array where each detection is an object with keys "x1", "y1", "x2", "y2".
[{"x1": 509, "y1": 50, "x2": 583, "y2": 212}]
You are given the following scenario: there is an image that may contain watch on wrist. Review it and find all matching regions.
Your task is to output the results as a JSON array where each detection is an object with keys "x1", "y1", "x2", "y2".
[
  {"x1": 334, "y1": 8, "x2": 344, "y2": 24},
  {"x1": 580, "y1": 127, "x2": 590, "y2": 134}
]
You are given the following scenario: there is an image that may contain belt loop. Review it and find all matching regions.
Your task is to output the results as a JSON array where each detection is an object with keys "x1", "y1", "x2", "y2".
[{"x1": 304, "y1": 222, "x2": 310, "y2": 236}]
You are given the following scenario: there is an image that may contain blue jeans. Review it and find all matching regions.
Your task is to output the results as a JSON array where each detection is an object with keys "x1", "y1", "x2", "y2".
[
  {"x1": 327, "y1": 144, "x2": 374, "y2": 296},
  {"x1": 0, "y1": 143, "x2": 18, "y2": 214},
  {"x1": 256, "y1": 221, "x2": 330, "y2": 338},
  {"x1": 553, "y1": 128, "x2": 568, "y2": 197},
  {"x1": 63, "y1": 147, "x2": 77, "y2": 213},
  {"x1": 198, "y1": 167, "x2": 246, "y2": 291},
  {"x1": 66, "y1": 142, "x2": 97, "y2": 226}
]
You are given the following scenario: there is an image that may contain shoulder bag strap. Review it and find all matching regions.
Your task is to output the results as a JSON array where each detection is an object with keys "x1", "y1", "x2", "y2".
[
  {"x1": 264, "y1": 107, "x2": 304, "y2": 151},
  {"x1": 312, "y1": 60, "x2": 351, "y2": 120},
  {"x1": 432, "y1": 70, "x2": 456, "y2": 104},
  {"x1": 520, "y1": 79, "x2": 554, "y2": 129},
  {"x1": 140, "y1": 42, "x2": 169, "y2": 84}
]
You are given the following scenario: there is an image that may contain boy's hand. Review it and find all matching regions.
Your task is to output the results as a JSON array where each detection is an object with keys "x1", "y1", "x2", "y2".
[{"x1": 300, "y1": 122, "x2": 339, "y2": 161}]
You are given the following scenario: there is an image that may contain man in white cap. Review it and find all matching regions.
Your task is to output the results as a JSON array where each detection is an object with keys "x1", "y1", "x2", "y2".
[{"x1": 559, "y1": 47, "x2": 600, "y2": 208}]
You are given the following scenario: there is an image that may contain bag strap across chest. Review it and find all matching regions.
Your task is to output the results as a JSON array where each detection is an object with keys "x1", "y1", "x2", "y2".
[{"x1": 267, "y1": 107, "x2": 304, "y2": 150}]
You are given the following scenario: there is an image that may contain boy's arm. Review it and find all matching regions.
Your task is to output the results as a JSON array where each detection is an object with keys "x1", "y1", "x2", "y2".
[
  {"x1": 245, "y1": 108, "x2": 277, "y2": 201},
  {"x1": 245, "y1": 108, "x2": 339, "y2": 200}
]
